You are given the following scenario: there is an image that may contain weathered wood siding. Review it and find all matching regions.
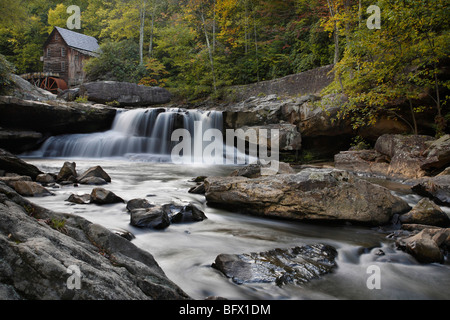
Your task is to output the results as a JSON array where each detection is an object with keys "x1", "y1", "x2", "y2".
[
  {"x1": 43, "y1": 29, "x2": 89, "y2": 87},
  {"x1": 67, "y1": 48, "x2": 88, "y2": 87},
  {"x1": 43, "y1": 31, "x2": 69, "y2": 83}
]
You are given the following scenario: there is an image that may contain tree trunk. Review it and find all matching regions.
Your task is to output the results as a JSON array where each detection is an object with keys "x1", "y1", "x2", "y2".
[
  {"x1": 201, "y1": 12, "x2": 217, "y2": 92},
  {"x1": 149, "y1": 9, "x2": 155, "y2": 57},
  {"x1": 212, "y1": 0, "x2": 216, "y2": 52},
  {"x1": 253, "y1": 9, "x2": 259, "y2": 83},
  {"x1": 139, "y1": 1, "x2": 147, "y2": 66},
  {"x1": 409, "y1": 99, "x2": 418, "y2": 135}
]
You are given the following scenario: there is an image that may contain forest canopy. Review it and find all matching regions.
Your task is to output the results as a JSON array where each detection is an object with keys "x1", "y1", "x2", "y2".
[{"x1": 0, "y1": 0, "x2": 449, "y2": 134}]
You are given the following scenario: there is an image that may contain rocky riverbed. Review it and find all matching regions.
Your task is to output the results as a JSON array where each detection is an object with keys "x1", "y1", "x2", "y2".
[
  {"x1": 1, "y1": 70, "x2": 449, "y2": 300},
  {"x1": 1, "y1": 149, "x2": 450, "y2": 300}
]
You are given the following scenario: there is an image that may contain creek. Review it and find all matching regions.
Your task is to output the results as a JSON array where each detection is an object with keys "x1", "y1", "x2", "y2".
[{"x1": 22, "y1": 107, "x2": 450, "y2": 300}]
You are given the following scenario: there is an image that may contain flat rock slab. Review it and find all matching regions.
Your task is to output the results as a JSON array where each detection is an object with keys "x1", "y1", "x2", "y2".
[
  {"x1": 212, "y1": 243, "x2": 338, "y2": 286},
  {"x1": 205, "y1": 168, "x2": 410, "y2": 226},
  {"x1": 80, "y1": 81, "x2": 171, "y2": 106}
]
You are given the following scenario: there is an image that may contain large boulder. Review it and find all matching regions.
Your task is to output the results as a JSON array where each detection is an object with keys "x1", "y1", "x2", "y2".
[
  {"x1": 0, "y1": 175, "x2": 32, "y2": 188},
  {"x1": 238, "y1": 123, "x2": 302, "y2": 152},
  {"x1": 79, "y1": 81, "x2": 171, "y2": 107},
  {"x1": 399, "y1": 198, "x2": 450, "y2": 227},
  {"x1": 229, "y1": 161, "x2": 295, "y2": 178},
  {"x1": 204, "y1": 168, "x2": 410, "y2": 226},
  {"x1": 334, "y1": 149, "x2": 390, "y2": 175},
  {"x1": 0, "y1": 182, "x2": 189, "y2": 300},
  {"x1": 0, "y1": 148, "x2": 43, "y2": 180},
  {"x1": 411, "y1": 175, "x2": 450, "y2": 206},
  {"x1": 396, "y1": 228, "x2": 450, "y2": 263},
  {"x1": 90, "y1": 188, "x2": 124, "y2": 205},
  {"x1": 36, "y1": 173, "x2": 56, "y2": 185},
  {"x1": 10, "y1": 181, "x2": 53, "y2": 197},
  {"x1": 420, "y1": 134, "x2": 450, "y2": 172},
  {"x1": 0, "y1": 96, "x2": 116, "y2": 136},
  {"x1": 374, "y1": 134, "x2": 435, "y2": 178},
  {"x1": 56, "y1": 162, "x2": 77, "y2": 182},
  {"x1": 0, "y1": 129, "x2": 43, "y2": 154},
  {"x1": 130, "y1": 206, "x2": 171, "y2": 230},
  {"x1": 222, "y1": 94, "x2": 285, "y2": 129},
  {"x1": 129, "y1": 202, "x2": 207, "y2": 229},
  {"x1": 165, "y1": 203, "x2": 207, "y2": 223},
  {"x1": 212, "y1": 243, "x2": 338, "y2": 286},
  {"x1": 77, "y1": 166, "x2": 111, "y2": 185},
  {"x1": 9, "y1": 73, "x2": 57, "y2": 101}
]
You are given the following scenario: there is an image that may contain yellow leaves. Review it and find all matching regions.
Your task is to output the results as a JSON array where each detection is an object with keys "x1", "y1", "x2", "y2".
[{"x1": 47, "y1": 3, "x2": 67, "y2": 33}]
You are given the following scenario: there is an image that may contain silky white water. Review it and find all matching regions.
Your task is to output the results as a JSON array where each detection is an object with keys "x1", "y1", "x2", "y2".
[
  {"x1": 25, "y1": 159, "x2": 450, "y2": 300},
  {"x1": 30, "y1": 108, "x2": 226, "y2": 162}
]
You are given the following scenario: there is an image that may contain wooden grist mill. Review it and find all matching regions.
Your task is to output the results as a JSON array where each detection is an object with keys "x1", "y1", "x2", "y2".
[{"x1": 21, "y1": 27, "x2": 100, "y2": 94}]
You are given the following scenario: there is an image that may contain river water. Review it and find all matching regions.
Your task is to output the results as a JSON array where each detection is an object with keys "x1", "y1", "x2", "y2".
[{"x1": 24, "y1": 158, "x2": 450, "y2": 300}]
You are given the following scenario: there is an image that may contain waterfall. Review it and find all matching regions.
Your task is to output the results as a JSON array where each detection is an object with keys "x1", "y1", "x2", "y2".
[{"x1": 31, "y1": 108, "x2": 227, "y2": 163}]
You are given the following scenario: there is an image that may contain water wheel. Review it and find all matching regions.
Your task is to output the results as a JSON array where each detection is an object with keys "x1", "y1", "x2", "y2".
[{"x1": 40, "y1": 77, "x2": 68, "y2": 94}]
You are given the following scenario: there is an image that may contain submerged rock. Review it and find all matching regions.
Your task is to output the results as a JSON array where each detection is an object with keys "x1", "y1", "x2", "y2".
[
  {"x1": 0, "y1": 181, "x2": 189, "y2": 300},
  {"x1": 204, "y1": 168, "x2": 410, "y2": 226},
  {"x1": 66, "y1": 194, "x2": 91, "y2": 205},
  {"x1": 212, "y1": 243, "x2": 338, "y2": 286}
]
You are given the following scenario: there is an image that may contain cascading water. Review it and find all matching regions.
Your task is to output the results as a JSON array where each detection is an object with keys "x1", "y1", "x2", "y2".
[{"x1": 30, "y1": 108, "x2": 227, "y2": 163}]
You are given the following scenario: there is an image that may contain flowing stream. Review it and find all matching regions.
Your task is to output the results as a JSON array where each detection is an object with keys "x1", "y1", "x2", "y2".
[
  {"x1": 22, "y1": 159, "x2": 450, "y2": 300},
  {"x1": 22, "y1": 108, "x2": 450, "y2": 300}
]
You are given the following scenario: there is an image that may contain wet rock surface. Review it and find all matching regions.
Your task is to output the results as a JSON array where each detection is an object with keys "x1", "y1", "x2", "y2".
[
  {"x1": 66, "y1": 194, "x2": 91, "y2": 205},
  {"x1": 212, "y1": 243, "x2": 338, "y2": 286},
  {"x1": 77, "y1": 166, "x2": 111, "y2": 184},
  {"x1": 79, "y1": 81, "x2": 172, "y2": 107},
  {"x1": 0, "y1": 148, "x2": 43, "y2": 180},
  {"x1": 395, "y1": 227, "x2": 450, "y2": 263},
  {"x1": 90, "y1": 188, "x2": 124, "y2": 205},
  {"x1": 204, "y1": 168, "x2": 410, "y2": 226},
  {"x1": 399, "y1": 198, "x2": 450, "y2": 227},
  {"x1": 129, "y1": 202, "x2": 207, "y2": 230},
  {"x1": 411, "y1": 175, "x2": 450, "y2": 206},
  {"x1": 0, "y1": 182, "x2": 190, "y2": 300}
]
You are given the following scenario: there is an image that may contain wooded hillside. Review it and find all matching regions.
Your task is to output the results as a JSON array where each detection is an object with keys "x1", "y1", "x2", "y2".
[{"x1": 1, "y1": 0, "x2": 449, "y2": 134}]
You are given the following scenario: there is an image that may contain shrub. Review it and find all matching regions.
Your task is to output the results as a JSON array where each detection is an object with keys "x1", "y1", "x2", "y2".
[{"x1": 0, "y1": 54, "x2": 16, "y2": 95}]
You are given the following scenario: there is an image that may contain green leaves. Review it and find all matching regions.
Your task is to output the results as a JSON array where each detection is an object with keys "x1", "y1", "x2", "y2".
[{"x1": 328, "y1": 0, "x2": 450, "y2": 135}]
